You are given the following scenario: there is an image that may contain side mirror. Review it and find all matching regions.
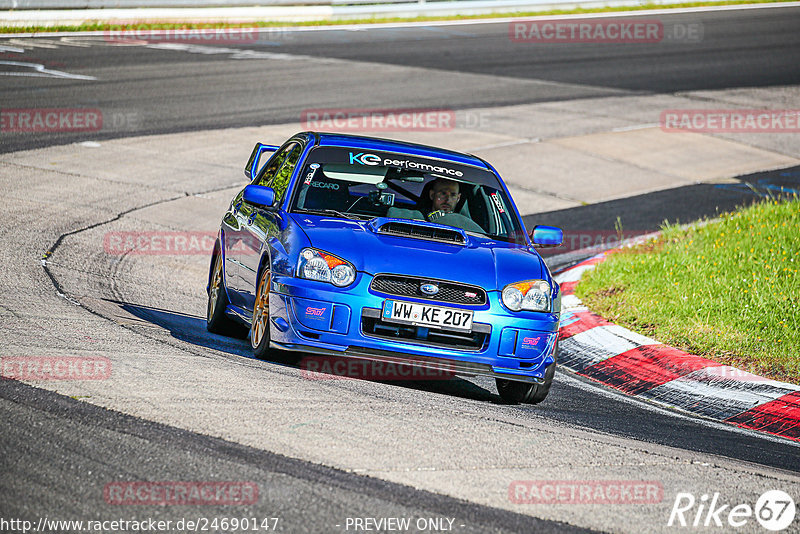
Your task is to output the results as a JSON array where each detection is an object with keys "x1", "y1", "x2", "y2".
[
  {"x1": 529, "y1": 225, "x2": 563, "y2": 248},
  {"x1": 243, "y1": 185, "x2": 276, "y2": 209},
  {"x1": 244, "y1": 143, "x2": 280, "y2": 180}
]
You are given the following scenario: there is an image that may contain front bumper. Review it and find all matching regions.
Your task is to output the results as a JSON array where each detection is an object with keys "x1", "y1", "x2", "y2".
[{"x1": 268, "y1": 273, "x2": 559, "y2": 383}]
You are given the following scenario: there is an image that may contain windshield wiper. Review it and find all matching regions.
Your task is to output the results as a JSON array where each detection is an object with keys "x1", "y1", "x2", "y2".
[{"x1": 296, "y1": 208, "x2": 365, "y2": 220}]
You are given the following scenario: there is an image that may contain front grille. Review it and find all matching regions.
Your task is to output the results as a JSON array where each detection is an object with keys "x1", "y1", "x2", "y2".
[
  {"x1": 377, "y1": 221, "x2": 465, "y2": 245},
  {"x1": 361, "y1": 316, "x2": 488, "y2": 351},
  {"x1": 370, "y1": 274, "x2": 487, "y2": 305}
]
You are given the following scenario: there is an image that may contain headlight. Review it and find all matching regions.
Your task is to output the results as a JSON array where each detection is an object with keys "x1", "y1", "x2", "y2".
[
  {"x1": 502, "y1": 280, "x2": 551, "y2": 312},
  {"x1": 297, "y1": 248, "x2": 356, "y2": 287}
]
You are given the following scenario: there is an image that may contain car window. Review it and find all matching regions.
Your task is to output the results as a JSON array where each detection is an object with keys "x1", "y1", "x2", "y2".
[
  {"x1": 290, "y1": 146, "x2": 526, "y2": 243},
  {"x1": 266, "y1": 143, "x2": 302, "y2": 203},
  {"x1": 254, "y1": 147, "x2": 287, "y2": 186},
  {"x1": 255, "y1": 143, "x2": 296, "y2": 188}
]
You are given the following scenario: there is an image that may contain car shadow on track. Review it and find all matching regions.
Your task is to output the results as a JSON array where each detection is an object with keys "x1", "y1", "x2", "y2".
[
  {"x1": 116, "y1": 300, "x2": 253, "y2": 357},
  {"x1": 115, "y1": 300, "x2": 503, "y2": 403}
]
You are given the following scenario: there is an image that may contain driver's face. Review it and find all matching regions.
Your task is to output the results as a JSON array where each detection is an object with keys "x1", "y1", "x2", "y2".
[{"x1": 430, "y1": 182, "x2": 461, "y2": 213}]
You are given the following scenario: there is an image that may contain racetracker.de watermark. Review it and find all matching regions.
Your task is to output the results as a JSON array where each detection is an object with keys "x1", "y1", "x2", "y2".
[
  {"x1": 1, "y1": 356, "x2": 111, "y2": 380},
  {"x1": 1, "y1": 516, "x2": 279, "y2": 533},
  {"x1": 509, "y1": 18, "x2": 703, "y2": 43},
  {"x1": 301, "y1": 108, "x2": 458, "y2": 132},
  {"x1": 103, "y1": 28, "x2": 259, "y2": 44},
  {"x1": 103, "y1": 482, "x2": 259, "y2": 506},
  {"x1": 103, "y1": 231, "x2": 258, "y2": 256},
  {"x1": 509, "y1": 480, "x2": 664, "y2": 504},
  {"x1": 1, "y1": 108, "x2": 141, "y2": 134},
  {"x1": 660, "y1": 109, "x2": 800, "y2": 133},
  {"x1": 1, "y1": 108, "x2": 102, "y2": 133},
  {"x1": 300, "y1": 357, "x2": 455, "y2": 381}
]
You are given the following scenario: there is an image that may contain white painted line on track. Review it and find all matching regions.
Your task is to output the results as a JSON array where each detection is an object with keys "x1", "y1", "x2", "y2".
[
  {"x1": 0, "y1": 60, "x2": 96, "y2": 80},
  {"x1": 36, "y1": 37, "x2": 92, "y2": 47},
  {"x1": 7, "y1": 38, "x2": 58, "y2": 48},
  {"x1": 611, "y1": 123, "x2": 660, "y2": 132}
]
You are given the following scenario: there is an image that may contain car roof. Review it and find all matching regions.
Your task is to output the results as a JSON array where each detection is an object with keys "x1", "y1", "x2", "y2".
[{"x1": 309, "y1": 132, "x2": 490, "y2": 170}]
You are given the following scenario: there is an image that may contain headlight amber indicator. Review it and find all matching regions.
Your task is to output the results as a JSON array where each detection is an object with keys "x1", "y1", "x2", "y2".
[
  {"x1": 502, "y1": 280, "x2": 551, "y2": 312},
  {"x1": 322, "y1": 253, "x2": 345, "y2": 269},
  {"x1": 298, "y1": 248, "x2": 356, "y2": 287}
]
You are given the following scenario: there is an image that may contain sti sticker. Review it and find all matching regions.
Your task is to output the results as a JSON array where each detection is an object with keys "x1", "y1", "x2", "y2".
[
  {"x1": 294, "y1": 298, "x2": 332, "y2": 330},
  {"x1": 515, "y1": 332, "x2": 547, "y2": 355},
  {"x1": 306, "y1": 306, "x2": 326, "y2": 318},
  {"x1": 521, "y1": 336, "x2": 542, "y2": 349}
]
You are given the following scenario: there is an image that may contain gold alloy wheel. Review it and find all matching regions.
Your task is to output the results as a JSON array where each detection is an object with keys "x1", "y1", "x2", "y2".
[
  {"x1": 208, "y1": 254, "x2": 223, "y2": 322},
  {"x1": 251, "y1": 269, "x2": 270, "y2": 349}
]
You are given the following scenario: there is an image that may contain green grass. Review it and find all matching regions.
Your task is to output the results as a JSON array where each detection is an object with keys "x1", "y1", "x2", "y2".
[
  {"x1": 0, "y1": 0, "x2": 794, "y2": 34},
  {"x1": 575, "y1": 196, "x2": 800, "y2": 384}
]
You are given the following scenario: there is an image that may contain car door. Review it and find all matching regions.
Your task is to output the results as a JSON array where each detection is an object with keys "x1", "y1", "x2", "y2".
[
  {"x1": 238, "y1": 141, "x2": 304, "y2": 312},
  {"x1": 220, "y1": 190, "x2": 245, "y2": 305},
  {"x1": 223, "y1": 144, "x2": 290, "y2": 306}
]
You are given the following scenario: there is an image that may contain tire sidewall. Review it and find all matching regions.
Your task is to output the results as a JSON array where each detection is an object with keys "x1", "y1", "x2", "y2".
[{"x1": 207, "y1": 253, "x2": 231, "y2": 332}]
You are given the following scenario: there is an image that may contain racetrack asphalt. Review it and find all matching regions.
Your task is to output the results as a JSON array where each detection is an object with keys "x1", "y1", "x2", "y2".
[
  {"x1": 2, "y1": 4, "x2": 800, "y2": 154},
  {"x1": 2, "y1": 5, "x2": 800, "y2": 533},
  {"x1": 0, "y1": 379, "x2": 590, "y2": 534}
]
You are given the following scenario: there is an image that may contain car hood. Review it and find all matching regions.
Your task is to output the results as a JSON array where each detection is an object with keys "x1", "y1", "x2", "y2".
[{"x1": 290, "y1": 214, "x2": 547, "y2": 290}]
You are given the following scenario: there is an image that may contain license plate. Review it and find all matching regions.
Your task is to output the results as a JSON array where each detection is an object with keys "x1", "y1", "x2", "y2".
[{"x1": 381, "y1": 300, "x2": 473, "y2": 332}]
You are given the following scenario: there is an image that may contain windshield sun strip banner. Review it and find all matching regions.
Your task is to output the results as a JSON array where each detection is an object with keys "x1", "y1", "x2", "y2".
[{"x1": 300, "y1": 146, "x2": 502, "y2": 188}]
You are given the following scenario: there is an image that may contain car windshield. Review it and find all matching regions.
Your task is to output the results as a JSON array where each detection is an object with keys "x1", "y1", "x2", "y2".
[{"x1": 290, "y1": 146, "x2": 526, "y2": 243}]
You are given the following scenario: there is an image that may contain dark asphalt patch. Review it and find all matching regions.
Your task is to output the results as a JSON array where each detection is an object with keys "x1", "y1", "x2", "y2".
[{"x1": 526, "y1": 164, "x2": 800, "y2": 240}]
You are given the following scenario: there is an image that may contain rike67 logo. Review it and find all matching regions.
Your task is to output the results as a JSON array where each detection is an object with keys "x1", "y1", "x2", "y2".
[{"x1": 668, "y1": 490, "x2": 796, "y2": 531}]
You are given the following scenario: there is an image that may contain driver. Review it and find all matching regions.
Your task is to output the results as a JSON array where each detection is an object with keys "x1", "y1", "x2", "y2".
[{"x1": 427, "y1": 177, "x2": 461, "y2": 219}]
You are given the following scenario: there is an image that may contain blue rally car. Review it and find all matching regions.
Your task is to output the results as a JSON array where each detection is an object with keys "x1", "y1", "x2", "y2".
[{"x1": 207, "y1": 132, "x2": 563, "y2": 403}]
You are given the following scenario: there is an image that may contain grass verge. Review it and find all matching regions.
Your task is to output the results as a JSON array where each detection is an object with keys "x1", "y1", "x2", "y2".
[
  {"x1": 575, "y1": 196, "x2": 800, "y2": 384},
  {"x1": 0, "y1": 0, "x2": 795, "y2": 34}
]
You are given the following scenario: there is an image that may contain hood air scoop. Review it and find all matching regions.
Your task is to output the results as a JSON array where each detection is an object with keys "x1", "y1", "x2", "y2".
[{"x1": 370, "y1": 218, "x2": 467, "y2": 246}]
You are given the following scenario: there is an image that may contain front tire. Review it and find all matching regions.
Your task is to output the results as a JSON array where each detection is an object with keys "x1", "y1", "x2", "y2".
[
  {"x1": 251, "y1": 267, "x2": 272, "y2": 359},
  {"x1": 496, "y1": 360, "x2": 556, "y2": 404}
]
